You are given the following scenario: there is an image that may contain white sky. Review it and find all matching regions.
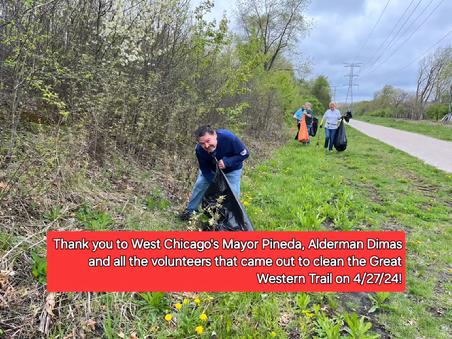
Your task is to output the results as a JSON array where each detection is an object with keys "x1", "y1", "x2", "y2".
[{"x1": 194, "y1": 0, "x2": 452, "y2": 103}]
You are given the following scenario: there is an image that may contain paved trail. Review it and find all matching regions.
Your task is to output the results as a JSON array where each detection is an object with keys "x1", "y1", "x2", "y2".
[{"x1": 348, "y1": 120, "x2": 452, "y2": 173}]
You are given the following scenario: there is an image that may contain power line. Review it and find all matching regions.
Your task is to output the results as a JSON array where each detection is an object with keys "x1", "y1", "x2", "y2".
[
  {"x1": 399, "y1": 29, "x2": 452, "y2": 71},
  {"x1": 353, "y1": 0, "x2": 392, "y2": 63},
  {"x1": 367, "y1": 0, "x2": 425, "y2": 71},
  {"x1": 369, "y1": 0, "x2": 446, "y2": 73},
  {"x1": 362, "y1": 0, "x2": 418, "y2": 73}
]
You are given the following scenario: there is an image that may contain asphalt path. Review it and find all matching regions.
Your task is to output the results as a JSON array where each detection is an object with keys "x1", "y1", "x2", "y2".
[{"x1": 347, "y1": 120, "x2": 452, "y2": 173}]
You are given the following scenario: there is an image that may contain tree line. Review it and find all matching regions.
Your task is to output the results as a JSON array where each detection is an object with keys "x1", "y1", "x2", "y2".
[
  {"x1": 354, "y1": 46, "x2": 451, "y2": 120},
  {"x1": 1, "y1": 0, "x2": 332, "y2": 170}
]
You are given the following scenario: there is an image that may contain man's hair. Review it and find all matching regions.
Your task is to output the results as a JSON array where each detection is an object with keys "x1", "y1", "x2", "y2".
[{"x1": 194, "y1": 125, "x2": 216, "y2": 139}]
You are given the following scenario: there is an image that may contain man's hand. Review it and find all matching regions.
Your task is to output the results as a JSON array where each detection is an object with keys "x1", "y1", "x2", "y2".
[{"x1": 218, "y1": 159, "x2": 226, "y2": 169}]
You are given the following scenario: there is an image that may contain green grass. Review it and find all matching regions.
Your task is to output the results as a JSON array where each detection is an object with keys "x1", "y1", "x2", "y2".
[
  {"x1": 356, "y1": 116, "x2": 452, "y2": 141},
  {"x1": 241, "y1": 127, "x2": 452, "y2": 338},
  {"x1": 43, "y1": 127, "x2": 451, "y2": 338}
]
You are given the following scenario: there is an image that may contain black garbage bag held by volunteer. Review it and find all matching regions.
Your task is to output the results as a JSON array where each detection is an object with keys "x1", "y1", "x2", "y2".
[
  {"x1": 309, "y1": 117, "x2": 318, "y2": 136},
  {"x1": 344, "y1": 111, "x2": 352, "y2": 122},
  {"x1": 333, "y1": 119, "x2": 347, "y2": 152},
  {"x1": 201, "y1": 165, "x2": 254, "y2": 232}
]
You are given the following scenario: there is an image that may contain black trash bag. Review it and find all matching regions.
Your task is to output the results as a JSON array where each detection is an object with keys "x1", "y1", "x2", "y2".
[
  {"x1": 309, "y1": 117, "x2": 318, "y2": 136},
  {"x1": 294, "y1": 122, "x2": 301, "y2": 140},
  {"x1": 344, "y1": 111, "x2": 352, "y2": 123},
  {"x1": 333, "y1": 119, "x2": 347, "y2": 152},
  {"x1": 201, "y1": 166, "x2": 254, "y2": 232}
]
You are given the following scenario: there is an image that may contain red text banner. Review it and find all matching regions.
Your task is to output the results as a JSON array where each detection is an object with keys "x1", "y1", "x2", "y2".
[{"x1": 47, "y1": 231, "x2": 405, "y2": 292}]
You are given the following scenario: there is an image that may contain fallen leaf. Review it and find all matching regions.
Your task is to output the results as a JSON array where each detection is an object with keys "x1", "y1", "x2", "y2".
[
  {"x1": 86, "y1": 319, "x2": 96, "y2": 331},
  {"x1": 0, "y1": 271, "x2": 10, "y2": 288},
  {"x1": 279, "y1": 312, "x2": 291, "y2": 325},
  {"x1": 45, "y1": 292, "x2": 56, "y2": 316}
]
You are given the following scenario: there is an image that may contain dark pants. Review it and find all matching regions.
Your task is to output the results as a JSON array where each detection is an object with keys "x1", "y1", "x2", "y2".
[
  {"x1": 324, "y1": 128, "x2": 337, "y2": 150},
  {"x1": 294, "y1": 122, "x2": 300, "y2": 140}
]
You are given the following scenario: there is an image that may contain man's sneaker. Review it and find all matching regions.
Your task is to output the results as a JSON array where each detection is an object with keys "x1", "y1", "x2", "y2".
[{"x1": 178, "y1": 210, "x2": 194, "y2": 221}]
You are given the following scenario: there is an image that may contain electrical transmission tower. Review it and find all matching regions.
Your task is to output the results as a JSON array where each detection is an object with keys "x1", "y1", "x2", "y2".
[
  {"x1": 344, "y1": 63, "x2": 361, "y2": 111},
  {"x1": 331, "y1": 85, "x2": 338, "y2": 102}
]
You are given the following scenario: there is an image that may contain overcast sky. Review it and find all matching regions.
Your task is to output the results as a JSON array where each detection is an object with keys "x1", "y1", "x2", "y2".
[{"x1": 196, "y1": 0, "x2": 452, "y2": 103}]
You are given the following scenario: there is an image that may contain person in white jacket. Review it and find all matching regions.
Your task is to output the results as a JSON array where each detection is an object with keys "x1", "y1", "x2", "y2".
[{"x1": 320, "y1": 102, "x2": 342, "y2": 152}]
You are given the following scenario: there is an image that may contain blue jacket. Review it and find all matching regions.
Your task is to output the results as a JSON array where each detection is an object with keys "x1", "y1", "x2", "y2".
[
  {"x1": 293, "y1": 108, "x2": 304, "y2": 121},
  {"x1": 195, "y1": 129, "x2": 249, "y2": 182}
]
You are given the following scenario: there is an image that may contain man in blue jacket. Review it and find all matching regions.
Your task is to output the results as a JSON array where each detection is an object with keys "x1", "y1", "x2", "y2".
[{"x1": 179, "y1": 125, "x2": 250, "y2": 221}]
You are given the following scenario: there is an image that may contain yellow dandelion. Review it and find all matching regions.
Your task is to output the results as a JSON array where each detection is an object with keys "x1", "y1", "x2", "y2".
[
  {"x1": 199, "y1": 313, "x2": 208, "y2": 321},
  {"x1": 194, "y1": 297, "x2": 201, "y2": 306},
  {"x1": 175, "y1": 303, "x2": 182, "y2": 311},
  {"x1": 270, "y1": 331, "x2": 277, "y2": 337},
  {"x1": 195, "y1": 326, "x2": 204, "y2": 335},
  {"x1": 243, "y1": 200, "x2": 250, "y2": 207},
  {"x1": 302, "y1": 310, "x2": 315, "y2": 318},
  {"x1": 164, "y1": 314, "x2": 172, "y2": 321},
  {"x1": 183, "y1": 298, "x2": 189, "y2": 305}
]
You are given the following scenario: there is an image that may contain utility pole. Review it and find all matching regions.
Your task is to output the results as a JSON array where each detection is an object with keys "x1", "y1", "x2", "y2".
[
  {"x1": 331, "y1": 85, "x2": 338, "y2": 102},
  {"x1": 344, "y1": 63, "x2": 362, "y2": 111}
]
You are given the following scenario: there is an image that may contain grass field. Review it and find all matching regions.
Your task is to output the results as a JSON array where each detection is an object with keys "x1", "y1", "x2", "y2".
[
  {"x1": 240, "y1": 126, "x2": 451, "y2": 337},
  {"x1": 356, "y1": 116, "x2": 452, "y2": 141},
  {"x1": 2, "y1": 126, "x2": 451, "y2": 338},
  {"x1": 73, "y1": 128, "x2": 451, "y2": 338}
]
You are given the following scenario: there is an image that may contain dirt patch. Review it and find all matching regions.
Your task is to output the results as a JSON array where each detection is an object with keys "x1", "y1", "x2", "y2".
[
  {"x1": 381, "y1": 218, "x2": 411, "y2": 233},
  {"x1": 338, "y1": 292, "x2": 372, "y2": 315},
  {"x1": 414, "y1": 183, "x2": 439, "y2": 199},
  {"x1": 434, "y1": 270, "x2": 451, "y2": 291},
  {"x1": 433, "y1": 270, "x2": 452, "y2": 311},
  {"x1": 0, "y1": 277, "x2": 45, "y2": 338},
  {"x1": 337, "y1": 293, "x2": 392, "y2": 339},
  {"x1": 344, "y1": 178, "x2": 384, "y2": 205},
  {"x1": 286, "y1": 327, "x2": 300, "y2": 339},
  {"x1": 402, "y1": 171, "x2": 440, "y2": 198},
  {"x1": 362, "y1": 184, "x2": 384, "y2": 204},
  {"x1": 403, "y1": 170, "x2": 452, "y2": 209},
  {"x1": 427, "y1": 305, "x2": 447, "y2": 318},
  {"x1": 278, "y1": 308, "x2": 304, "y2": 339},
  {"x1": 322, "y1": 217, "x2": 335, "y2": 230}
]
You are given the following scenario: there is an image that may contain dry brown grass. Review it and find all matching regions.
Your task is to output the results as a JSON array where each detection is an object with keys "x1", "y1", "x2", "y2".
[{"x1": 0, "y1": 124, "x2": 287, "y2": 337}]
